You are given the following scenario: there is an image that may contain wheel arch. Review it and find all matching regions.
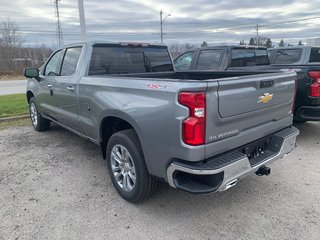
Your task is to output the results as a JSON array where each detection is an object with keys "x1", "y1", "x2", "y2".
[
  {"x1": 26, "y1": 90, "x2": 34, "y2": 103},
  {"x1": 98, "y1": 111, "x2": 143, "y2": 159}
]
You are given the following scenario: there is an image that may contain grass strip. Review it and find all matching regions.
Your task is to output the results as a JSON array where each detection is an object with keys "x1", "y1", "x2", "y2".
[{"x1": 0, "y1": 94, "x2": 28, "y2": 118}]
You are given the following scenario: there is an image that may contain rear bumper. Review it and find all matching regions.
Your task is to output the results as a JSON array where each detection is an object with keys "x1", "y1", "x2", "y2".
[
  {"x1": 295, "y1": 105, "x2": 320, "y2": 121},
  {"x1": 167, "y1": 127, "x2": 299, "y2": 193}
]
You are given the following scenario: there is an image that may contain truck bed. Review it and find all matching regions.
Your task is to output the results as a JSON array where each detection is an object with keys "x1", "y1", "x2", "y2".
[{"x1": 106, "y1": 70, "x2": 278, "y2": 80}]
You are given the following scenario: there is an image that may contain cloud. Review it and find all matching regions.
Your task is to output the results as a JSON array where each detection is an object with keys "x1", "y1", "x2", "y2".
[{"x1": 0, "y1": 0, "x2": 319, "y2": 47}]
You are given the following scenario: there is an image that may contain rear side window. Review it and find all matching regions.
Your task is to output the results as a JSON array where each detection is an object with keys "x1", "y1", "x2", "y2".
[
  {"x1": 309, "y1": 48, "x2": 320, "y2": 63},
  {"x1": 61, "y1": 47, "x2": 82, "y2": 76},
  {"x1": 174, "y1": 52, "x2": 194, "y2": 70},
  {"x1": 230, "y1": 49, "x2": 269, "y2": 67},
  {"x1": 89, "y1": 45, "x2": 173, "y2": 75},
  {"x1": 274, "y1": 49, "x2": 302, "y2": 64},
  {"x1": 196, "y1": 50, "x2": 222, "y2": 70}
]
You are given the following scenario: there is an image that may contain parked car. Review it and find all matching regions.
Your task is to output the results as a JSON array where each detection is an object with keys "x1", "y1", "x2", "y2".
[
  {"x1": 24, "y1": 41, "x2": 299, "y2": 202},
  {"x1": 268, "y1": 46, "x2": 320, "y2": 122}
]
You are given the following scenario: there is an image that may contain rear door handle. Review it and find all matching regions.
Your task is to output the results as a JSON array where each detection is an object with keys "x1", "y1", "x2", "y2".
[{"x1": 66, "y1": 86, "x2": 74, "y2": 91}]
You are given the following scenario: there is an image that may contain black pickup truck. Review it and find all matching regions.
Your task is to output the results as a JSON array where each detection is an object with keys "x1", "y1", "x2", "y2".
[
  {"x1": 175, "y1": 45, "x2": 320, "y2": 122},
  {"x1": 268, "y1": 46, "x2": 320, "y2": 122}
]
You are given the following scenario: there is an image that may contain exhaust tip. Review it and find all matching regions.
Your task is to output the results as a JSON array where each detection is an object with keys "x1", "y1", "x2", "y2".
[
  {"x1": 224, "y1": 179, "x2": 238, "y2": 191},
  {"x1": 256, "y1": 165, "x2": 271, "y2": 176}
]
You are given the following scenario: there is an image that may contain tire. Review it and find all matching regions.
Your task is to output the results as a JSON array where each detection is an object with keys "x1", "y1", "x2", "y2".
[
  {"x1": 29, "y1": 97, "x2": 50, "y2": 132},
  {"x1": 106, "y1": 129, "x2": 158, "y2": 203}
]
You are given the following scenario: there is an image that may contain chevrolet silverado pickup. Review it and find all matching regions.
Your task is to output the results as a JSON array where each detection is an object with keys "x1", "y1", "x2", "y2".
[
  {"x1": 174, "y1": 45, "x2": 271, "y2": 72},
  {"x1": 268, "y1": 46, "x2": 320, "y2": 122},
  {"x1": 24, "y1": 41, "x2": 299, "y2": 202}
]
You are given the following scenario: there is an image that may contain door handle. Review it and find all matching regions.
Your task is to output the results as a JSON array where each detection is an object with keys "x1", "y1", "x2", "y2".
[
  {"x1": 47, "y1": 83, "x2": 52, "y2": 88},
  {"x1": 66, "y1": 86, "x2": 74, "y2": 91}
]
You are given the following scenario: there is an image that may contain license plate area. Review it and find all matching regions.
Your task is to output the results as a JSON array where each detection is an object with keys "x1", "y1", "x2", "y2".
[
  {"x1": 240, "y1": 135, "x2": 279, "y2": 167},
  {"x1": 242, "y1": 136, "x2": 272, "y2": 160}
]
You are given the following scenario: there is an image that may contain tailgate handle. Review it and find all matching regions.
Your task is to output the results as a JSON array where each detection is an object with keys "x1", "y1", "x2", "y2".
[{"x1": 260, "y1": 80, "x2": 274, "y2": 88}]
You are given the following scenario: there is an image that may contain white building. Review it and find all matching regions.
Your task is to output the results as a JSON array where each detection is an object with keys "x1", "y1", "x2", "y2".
[{"x1": 306, "y1": 38, "x2": 320, "y2": 46}]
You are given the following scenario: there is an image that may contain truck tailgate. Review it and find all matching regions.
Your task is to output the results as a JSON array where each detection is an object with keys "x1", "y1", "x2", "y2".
[
  {"x1": 205, "y1": 72, "x2": 296, "y2": 158},
  {"x1": 217, "y1": 73, "x2": 295, "y2": 118}
]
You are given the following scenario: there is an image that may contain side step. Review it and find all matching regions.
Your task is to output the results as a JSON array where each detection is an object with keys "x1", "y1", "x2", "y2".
[{"x1": 173, "y1": 171, "x2": 224, "y2": 194}]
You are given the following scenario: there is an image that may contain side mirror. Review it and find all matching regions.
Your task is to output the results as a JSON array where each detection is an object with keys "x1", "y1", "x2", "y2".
[{"x1": 24, "y1": 67, "x2": 39, "y2": 78}]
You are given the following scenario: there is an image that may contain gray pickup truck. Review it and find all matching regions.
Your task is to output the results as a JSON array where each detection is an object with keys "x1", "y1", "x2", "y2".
[
  {"x1": 24, "y1": 41, "x2": 299, "y2": 202},
  {"x1": 174, "y1": 45, "x2": 271, "y2": 72}
]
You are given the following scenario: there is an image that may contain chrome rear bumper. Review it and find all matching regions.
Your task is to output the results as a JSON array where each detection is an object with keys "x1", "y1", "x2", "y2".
[{"x1": 167, "y1": 127, "x2": 299, "y2": 193}]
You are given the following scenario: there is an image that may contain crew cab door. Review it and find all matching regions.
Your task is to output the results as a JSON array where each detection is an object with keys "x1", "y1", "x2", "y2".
[
  {"x1": 51, "y1": 46, "x2": 83, "y2": 132},
  {"x1": 38, "y1": 49, "x2": 65, "y2": 118}
]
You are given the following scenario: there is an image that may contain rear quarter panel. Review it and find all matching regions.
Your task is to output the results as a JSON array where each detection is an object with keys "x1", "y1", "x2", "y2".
[{"x1": 77, "y1": 76, "x2": 208, "y2": 179}]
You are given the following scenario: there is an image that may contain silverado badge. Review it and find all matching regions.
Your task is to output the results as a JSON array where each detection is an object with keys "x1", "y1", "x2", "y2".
[{"x1": 258, "y1": 93, "x2": 274, "y2": 104}]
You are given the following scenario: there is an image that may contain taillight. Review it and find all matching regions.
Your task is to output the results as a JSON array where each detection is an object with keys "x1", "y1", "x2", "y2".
[
  {"x1": 308, "y1": 71, "x2": 320, "y2": 97},
  {"x1": 178, "y1": 92, "x2": 206, "y2": 145}
]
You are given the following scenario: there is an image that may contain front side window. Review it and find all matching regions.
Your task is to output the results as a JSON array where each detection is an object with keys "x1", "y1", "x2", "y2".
[
  {"x1": 274, "y1": 49, "x2": 302, "y2": 64},
  {"x1": 44, "y1": 50, "x2": 64, "y2": 76},
  {"x1": 89, "y1": 45, "x2": 173, "y2": 75},
  {"x1": 230, "y1": 49, "x2": 269, "y2": 67},
  {"x1": 309, "y1": 48, "x2": 320, "y2": 63},
  {"x1": 196, "y1": 50, "x2": 222, "y2": 70},
  {"x1": 174, "y1": 52, "x2": 194, "y2": 70},
  {"x1": 61, "y1": 47, "x2": 82, "y2": 76}
]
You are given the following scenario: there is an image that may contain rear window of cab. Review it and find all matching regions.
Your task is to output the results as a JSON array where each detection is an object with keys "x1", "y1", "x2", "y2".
[
  {"x1": 89, "y1": 45, "x2": 174, "y2": 75},
  {"x1": 273, "y1": 49, "x2": 302, "y2": 64}
]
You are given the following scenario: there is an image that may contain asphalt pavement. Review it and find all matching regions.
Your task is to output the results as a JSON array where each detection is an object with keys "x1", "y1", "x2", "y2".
[
  {"x1": 0, "y1": 122, "x2": 319, "y2": 240},
  {"x1": 0, "y1": 80, "x2": 27, "y2": 96}
]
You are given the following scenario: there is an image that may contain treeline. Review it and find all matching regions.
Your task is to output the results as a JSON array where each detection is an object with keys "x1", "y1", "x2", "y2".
[
  {"x1": 0, "y1": 19, "x2": 53, "y2": 75},
  {"x1": 239, "y1": 37, "x2": 304, "y2": 47},
  {"x1": 0, "y1": 45, "x2": 53, "y2": 75}
]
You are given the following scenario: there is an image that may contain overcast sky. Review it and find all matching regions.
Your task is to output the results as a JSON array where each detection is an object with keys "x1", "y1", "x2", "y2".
[{"x1": 0, "y1": 0, "x2": 319, "y2": 47}]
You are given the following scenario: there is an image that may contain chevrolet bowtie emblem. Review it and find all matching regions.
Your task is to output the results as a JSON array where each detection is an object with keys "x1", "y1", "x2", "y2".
[{"x1": 258, "y1": 93, "x2": 274, "y2": 104}]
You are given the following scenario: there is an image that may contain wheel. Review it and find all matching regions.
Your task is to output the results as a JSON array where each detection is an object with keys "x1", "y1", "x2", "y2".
[
  {"x1": 106, "y1": 129, "x2": 158, "y2": 203},
  {"x1": 29, "y1": 97, "x2": 50, "y2": 131}
]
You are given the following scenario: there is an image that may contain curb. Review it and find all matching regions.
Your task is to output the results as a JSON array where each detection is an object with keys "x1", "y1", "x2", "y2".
[{"x1": 0, "y1": 115, "x2": 29, "y2": 122}]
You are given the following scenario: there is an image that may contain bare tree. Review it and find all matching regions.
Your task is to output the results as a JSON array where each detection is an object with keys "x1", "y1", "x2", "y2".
[
  {"x1": 0, "y1": 19, "x2": 53, "y2": 75},
  {"x1": 168, "y1": 43, "x2": 198, "y2": 59},
  {"x1": 0, "y1": 18, "x2": 23, "y2": 73}
]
